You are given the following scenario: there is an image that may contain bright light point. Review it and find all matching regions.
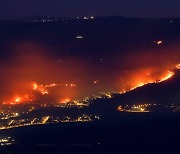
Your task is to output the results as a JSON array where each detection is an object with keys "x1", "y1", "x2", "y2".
[
  {"x1": 94, "y1": 80, "x2": 98, "y2": 84},
  {"x1": 33, "y1": 83, "x2": 38, "y2": 90},
  {"x1": 138, "y1": 83, "x2": 144, "y2": 87},
  {"x1": 70, "y1": 84, "x2": 76, "y2": 87},
  {"x1": 42, "y1": 91, "x2": 48, "y2": 95},
  {"x1": 60, "y1": 98, "x2": 71, "y2": 103},
  {"x1": 155, "y1": 40, "x2": 163, "y2": 45},
  {"x1": 15, "y1": 97, "x2": 21, "y2": 103},
  {"x1": 140, "y1": 108, "x2": 145, "y2": 111},
  {"x1": 76, "y1": 35, "x2": 83, "y2": 39}
]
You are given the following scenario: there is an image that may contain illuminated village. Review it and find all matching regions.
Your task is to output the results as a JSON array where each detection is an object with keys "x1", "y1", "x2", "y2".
[
  {"x1": 117, "y1": 103, "x2": 178, "y2": 113},
  {"x1": 0, "y1": 137, "x2": 15, "y2": 146}
]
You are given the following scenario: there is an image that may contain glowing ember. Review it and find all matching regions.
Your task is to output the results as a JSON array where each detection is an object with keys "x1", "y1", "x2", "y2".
[
  {"x1": 60, "y1": 98, "x2": 71, "y2": 103},
  {"x1": 176, "y1": 64, "x2": 180, "y2": 69},
  {"x1": 33, "y1": 83, "x2": 49, "y2": 95},
  {"x1": 15, "y1": 97, "x2": 21, "y2": 103},
  {"x1": 41, "y1": 83, "x2": 76, "y2": 88},
  {"x1": 33, "y1": 84, "x2": 38, "y2": 90}
]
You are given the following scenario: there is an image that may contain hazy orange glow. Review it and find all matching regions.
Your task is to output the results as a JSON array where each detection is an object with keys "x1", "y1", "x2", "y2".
[
  {"x1": 2, "y1": 81, "x2": 78, "y2": 105},
  {"x1": 119, "y1": 70, "x2": 175, "y2": 94},
  {"x1": 2, "y1": 81, "x2": 77, "y2": 105},
  {"x1": 3, "y1": 95, "x2": 32, "y2": 105},
  {"x1": 15, "y1": 97, "x2": 21, "y2": 103},
  {"x1": 33, "y1": 83, "x2": 49, "y2": 95},
  {"x1": 60, "y1": 98, "x2": 71, "y2": 103},
  {"x1": 94, "y1": 80, "x2": 98, "y2": 84},
  {"x1": 118, "y1": 67, "x2": 176, "y2": 94},
  {"x1": 0, "y1": 41, "x2": 179, "y2": 105},
  {"x1": 2, "y1": 68, "x2": 176, "y2": 105},
  {"x1": 176, "y1": 64, "x2": 180, "y2": 69}
]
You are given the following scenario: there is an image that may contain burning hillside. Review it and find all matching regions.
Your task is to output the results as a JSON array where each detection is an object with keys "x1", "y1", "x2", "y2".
[{"x1": 0, "y1": 40, "x2": 180, "y2": 105}]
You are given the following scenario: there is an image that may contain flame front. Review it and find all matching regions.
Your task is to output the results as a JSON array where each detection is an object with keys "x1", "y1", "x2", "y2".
[
  {"x1": 2, "y1": 66, "x2": 177, "y2": 105},
  {"x1": 0, "y1": 41, "x2": 180, "y2": 105},
  {"x1": 119, "y1": 69, "x2": 175, "y2": 94}
]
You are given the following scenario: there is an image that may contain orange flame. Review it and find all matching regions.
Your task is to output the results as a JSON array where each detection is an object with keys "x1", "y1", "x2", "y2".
[{"x1": 60, "y1": 98, "x2": 71, "y2": 103}]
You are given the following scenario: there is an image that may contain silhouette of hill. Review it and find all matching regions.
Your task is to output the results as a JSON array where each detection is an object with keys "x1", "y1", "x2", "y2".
[
  {"x1": 115, "y1": 69, "x2": 180, "y2": 105},
  {"x1": 88, "y1": 69, "x2": 180, "y2": 114}
]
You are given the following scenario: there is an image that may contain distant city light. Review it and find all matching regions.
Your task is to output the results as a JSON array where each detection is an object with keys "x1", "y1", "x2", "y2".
[
  {"x1": 83, "y1": 16, "x2": 94, "y2": 20},
  {"x1": 76, "y1": 35, "x2": 84, "y2": 39},
  {"x1": 83, "y1": 17, "x2": 88, "y2": 20},
  {"x1": 155, "y1": 40, "x2": 163, "y2": 45}
]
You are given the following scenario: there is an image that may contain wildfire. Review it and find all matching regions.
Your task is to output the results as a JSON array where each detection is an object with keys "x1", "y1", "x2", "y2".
[
  {"x1": 32, "y1": 82, "x2": 76, "y2": 95},
  {"x1": 2, "y1": 82, "x2": 76, "y2": 105},
  {"x1": 44, "y1": 83, "x2": 76, "y2": 88},
  {"x1": 158, "y1": 71, "x2": 174, "y2": 82},
  {"x1": 119, "y1": 70, "x2": 175, "y2": 94},
  {"x1": 33, "y1": 83, "x2": 49, "y2": 95},
  {"x1": 15, "y1": 97, "x2": 21, "y2": 103},
  {"x1": 1, "y1": 62, "x2": 179, "y2": 106},
  {"x1": 60, "y1": 98, "x2": 71, "y2": 103},
  {"x1": 176, "y1": 64, "x2": 180, "y2": 69},
  {"x1": 3, "y1": 96, "x2": 27, "y2": 105}
]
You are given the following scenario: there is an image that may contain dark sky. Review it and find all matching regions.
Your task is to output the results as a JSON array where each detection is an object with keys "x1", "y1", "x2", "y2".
[{"x1": 1, "y1": 0, "x2": 180, "y2": 19}]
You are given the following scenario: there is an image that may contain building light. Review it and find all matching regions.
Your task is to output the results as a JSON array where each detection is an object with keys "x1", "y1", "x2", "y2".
[{"x1": 76, "y1": 35, "x2": 83, "y2": 39}]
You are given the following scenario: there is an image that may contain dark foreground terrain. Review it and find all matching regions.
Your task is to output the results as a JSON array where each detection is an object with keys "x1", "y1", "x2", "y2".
[{"x1": 0, "y1": 112, "x2": 180, "y2": 154}]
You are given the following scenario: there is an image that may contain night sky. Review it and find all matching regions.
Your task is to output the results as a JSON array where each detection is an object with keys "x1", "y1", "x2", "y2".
[{"x1": 1, "y1": 0, "x2": 180, "y2": 20}]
